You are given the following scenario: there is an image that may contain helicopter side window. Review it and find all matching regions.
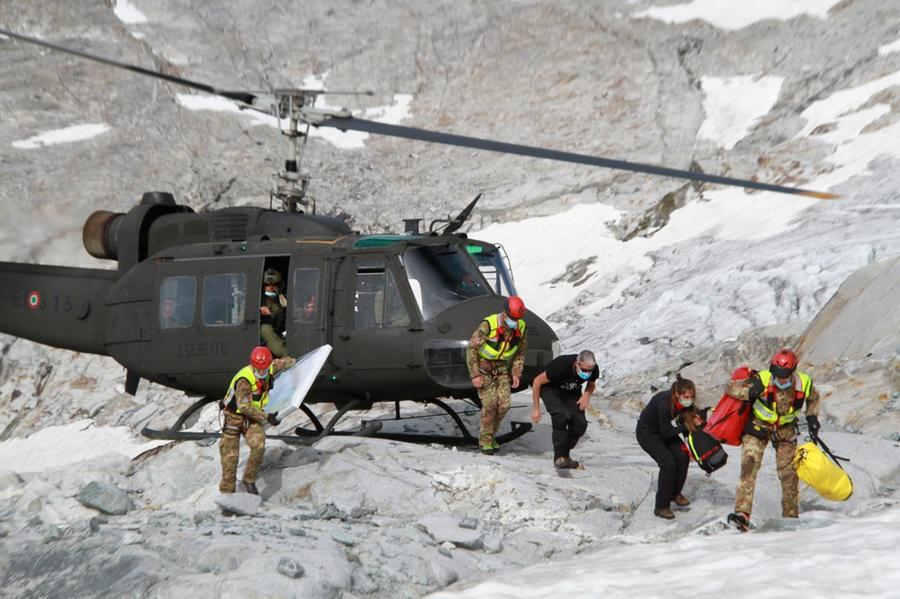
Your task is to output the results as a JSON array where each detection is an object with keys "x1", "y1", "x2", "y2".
[
  {"x1": 201, "y1": 273, "x2": 247, "y2": 327},
  {"x1": 159, "y1": 276, "x2": 196, "y2": 329},
  {"x1": 354, "y1": 261, "x2": 410, "y2": 330},
  {"x1": 292, "y1": 267, "x2": 319, "y2": 323}
]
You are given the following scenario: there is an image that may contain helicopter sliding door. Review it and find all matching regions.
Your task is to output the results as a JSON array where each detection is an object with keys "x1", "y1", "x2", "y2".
[
  {"x1": 332, "y1": 254, "x2": 423, "y2": 398},
  {"x1": 287, "y1": 258, "x2": 326, "y2": 354},
  {"x1": 152, "y1": 257, "x2": 260, "y2": 394}
]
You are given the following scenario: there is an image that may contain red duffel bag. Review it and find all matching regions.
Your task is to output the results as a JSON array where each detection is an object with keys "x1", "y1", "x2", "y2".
[{"x1": 704, "y1": 366, "x2": 754, "y2": 446}]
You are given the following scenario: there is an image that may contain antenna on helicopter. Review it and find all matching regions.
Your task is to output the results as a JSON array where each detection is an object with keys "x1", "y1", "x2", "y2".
[{"x1": 430, "y1": 193, "x2": 482, "y2": 234}]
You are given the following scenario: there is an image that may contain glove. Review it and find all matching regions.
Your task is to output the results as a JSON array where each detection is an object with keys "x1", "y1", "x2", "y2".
[
  {"x1": 267, "y1": 412, "x2": 281, "y2": 426},
  {"x1": 806, "y1": 414, "x2": 820, "y2": 438},
  {"x1": 747, "y1": 375, "x2": 764, "y2": 401}
]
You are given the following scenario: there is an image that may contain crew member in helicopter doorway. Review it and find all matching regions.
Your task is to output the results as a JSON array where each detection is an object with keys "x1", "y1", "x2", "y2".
[{"x1": 260, "y1": 268, "x2": 288, "y2": 357}]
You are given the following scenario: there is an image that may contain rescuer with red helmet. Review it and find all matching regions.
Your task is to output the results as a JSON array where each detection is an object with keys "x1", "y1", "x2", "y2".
[
  {"x1": 219, "y1": 346, "x2": 295, "y2": 495},
  {"x1": 725, "y1": 348, "x2": 821, "y2": 530},
  {"x1": 466, "y1": 296, "x2": 528, "y2": 454}
]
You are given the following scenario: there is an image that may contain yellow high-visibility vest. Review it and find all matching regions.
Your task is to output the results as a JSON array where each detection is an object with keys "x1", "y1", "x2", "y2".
[
  {"x1": 476, "y1": 313, "x2": 526, "y2": 361},
  {"x1": 225, "y1": 364, "x2": 274, "y2": 414},
  {"x1": 752, "y1": 370, "x2": 811, "y2": 426}
]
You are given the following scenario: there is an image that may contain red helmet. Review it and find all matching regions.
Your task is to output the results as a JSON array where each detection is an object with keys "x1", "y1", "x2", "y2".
[
  {"x1": 770, "y1": 349, "x2": 798, "y2": 379},
  {"x1": 505, "y1": 296, "x2": 526, "y2": 319},
  {"x1": 250, "y1": 346, "x2": 273, "y2": 371}
]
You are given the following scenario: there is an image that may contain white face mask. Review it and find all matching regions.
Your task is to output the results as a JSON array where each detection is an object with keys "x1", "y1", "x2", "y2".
[
  {"x1": 505, "y1": 317, "x2": 518, "y2": 328},
  {"x1": 680, "y1": 398, "x2": 694, "y2": 408},
  {"x1": 774, "y1": 378, "x2": 792, "y2": 390},
  {"x1": 254, "y1": 369, "x2": 269, "y2": 380}
]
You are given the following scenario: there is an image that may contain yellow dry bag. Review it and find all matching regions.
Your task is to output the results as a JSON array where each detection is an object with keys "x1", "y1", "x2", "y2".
[{"x1": 794, "y1": 441, "x2": 853, "y2": 501}]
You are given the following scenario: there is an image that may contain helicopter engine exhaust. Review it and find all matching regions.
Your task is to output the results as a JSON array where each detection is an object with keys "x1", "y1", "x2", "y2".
[{"x1": 83, "y1": 210, "x2": 124, "y2": 260}]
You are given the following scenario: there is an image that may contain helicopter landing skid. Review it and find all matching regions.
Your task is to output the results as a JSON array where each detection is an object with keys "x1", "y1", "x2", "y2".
[
  {"x1": 141, "y1": 397, "x2": 382, "y2": 446},
  {"x1": 295, "y1": 398, "x2": 533, "y2": 447}
]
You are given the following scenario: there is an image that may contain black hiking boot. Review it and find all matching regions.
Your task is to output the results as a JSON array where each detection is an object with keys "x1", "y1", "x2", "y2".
[
  {"x1": 240, "y1": 481, "x2": 259, "y2": 495},
  {"x1": 727, "y1": 512, "x2": 750, "y2": 532}
]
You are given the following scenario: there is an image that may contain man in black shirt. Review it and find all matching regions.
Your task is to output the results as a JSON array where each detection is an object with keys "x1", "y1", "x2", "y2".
[{"x1": 531, "y1": 350, "x2": 600, "y2": 468}]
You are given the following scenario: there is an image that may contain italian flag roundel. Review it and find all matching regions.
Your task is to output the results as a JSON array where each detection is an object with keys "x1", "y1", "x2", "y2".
[{"x1": 28, "y1": 291, "x2": 41, "y2": 310}]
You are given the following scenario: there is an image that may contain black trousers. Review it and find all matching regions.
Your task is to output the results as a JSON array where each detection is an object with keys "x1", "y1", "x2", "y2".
[
  {"x1": 636, "y1": 430, "x2": 689, "y2": 510},
  {"x1": 540, "y1": 387, "x2": 588, "y2": 459}
]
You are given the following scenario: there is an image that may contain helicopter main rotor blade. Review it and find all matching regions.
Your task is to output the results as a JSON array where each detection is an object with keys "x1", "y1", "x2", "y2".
[
  {"x1": 315, "y1": 116, "x2": 837, "y2": 199},
  {"x1": 0, "y1": 28, "x2": 257, "y2": 105}
]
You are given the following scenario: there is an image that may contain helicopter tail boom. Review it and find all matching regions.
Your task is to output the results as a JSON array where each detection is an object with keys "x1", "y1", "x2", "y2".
[{"x1": 0, "y1": 262, "x2": 115, "y2": 355}]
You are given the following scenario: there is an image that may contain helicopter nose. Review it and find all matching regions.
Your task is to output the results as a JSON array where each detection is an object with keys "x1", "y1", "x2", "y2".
[{"x1": 422, "y1": 297, "x2": 559, "y2": 390}]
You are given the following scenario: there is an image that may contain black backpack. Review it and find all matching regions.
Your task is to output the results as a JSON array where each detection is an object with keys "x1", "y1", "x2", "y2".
[{"x1": 685, "y1": 429, "x2": 728, "y2": 474}]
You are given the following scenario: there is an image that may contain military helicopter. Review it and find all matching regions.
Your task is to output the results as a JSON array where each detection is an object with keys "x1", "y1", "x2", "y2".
[{"x1": 0, "y1": 29, "x2": 834, "y2": 446}]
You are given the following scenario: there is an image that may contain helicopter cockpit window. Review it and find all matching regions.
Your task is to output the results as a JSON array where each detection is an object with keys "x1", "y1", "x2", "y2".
[
  {"x1": 354, "y1": 261, "x2": 410, "y2": 329},
  {"x1": 159, "y1": 276, "x2": 196, "y2": 329},
  {"x1": 292, "y1": 267, "x2": 319, "y2": 323},
  {"x1": 466, "y1": 243, "x2": 517, "y2": 296},
  {"x1": 202, "y1": 273, "x2": 247, "y2": 327},
  {"x1": 402, "y1": 246, "x2": 490, "y2": 321}
]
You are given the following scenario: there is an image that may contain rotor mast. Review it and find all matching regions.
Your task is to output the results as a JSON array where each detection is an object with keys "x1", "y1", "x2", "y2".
[{"x1": 271, "y1": 90, "x2": 315, "y2": 213}]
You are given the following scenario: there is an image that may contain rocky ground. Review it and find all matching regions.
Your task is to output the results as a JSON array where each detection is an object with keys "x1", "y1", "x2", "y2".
[{"x1": 1, "y1": 1, "x2": 899, "y2": 597}]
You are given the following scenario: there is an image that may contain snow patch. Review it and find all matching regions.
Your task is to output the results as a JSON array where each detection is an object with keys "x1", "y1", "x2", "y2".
[
  {"x1": 431, "y1": 507, "x2": 900, "y2": 598},
  {"x1": 795, "y1": 68, "x2": 900, "y2": 191},
  {"x1": 697, "y1": 75, "x2": 784, "y2": 150},
  {"x1": 11, "y1": 123, "x2": 111, "y2": 149},
  {"x1": 113, "y1": 0, "x2": 147, "y2": 25},
  {"x1": 878, "y1": 37, "x2": 900, "y2": 56},
  {"x1": 472, "y1": 186, "x2": 816, "y2": 320},
  {"x1": 634, "y1": 0, "x2": 841, "y2": 31},
  {"x1": 114, "y1": 0, "x2": 148, "y2": 24},
  {"x1": 0, "y1": 420, "x2": 169, "y2": 474}
]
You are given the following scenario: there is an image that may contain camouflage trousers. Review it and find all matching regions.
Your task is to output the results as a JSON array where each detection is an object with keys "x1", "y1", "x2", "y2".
[
  {"x1": 219, "y1": 411, "x2": 266, "y2": 493},
  {"x1": 478, "y1": 373, "x2": 512, "y2": 448},
  {"x1": 734, "y1": 427, "x2": 799, "y2": 518},
  {"x1": 260, "y1": 324, "x2": 287, "y2": 357}
]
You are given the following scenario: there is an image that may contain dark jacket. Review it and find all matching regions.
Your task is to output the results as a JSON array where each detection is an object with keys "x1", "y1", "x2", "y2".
[{"x1": 636, "y1": 390, "x2": 689, "y2": 442}]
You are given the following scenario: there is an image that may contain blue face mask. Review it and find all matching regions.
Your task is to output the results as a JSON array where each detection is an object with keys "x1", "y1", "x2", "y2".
[
  {"x1": 253, "y1": 368, "x2": 269, "y2": 380},
  {"x1": 774, "y1": 377, "x2": 792, "y2": 390},
  {"x1": 577, "y1": 368, "x2": 592, "y2": 381},
  {"x1": 505, "y1": 317, "x2": 518, "y2": 329}
]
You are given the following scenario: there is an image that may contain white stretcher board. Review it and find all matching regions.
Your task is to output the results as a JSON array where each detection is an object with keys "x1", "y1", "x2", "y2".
[{"x1": 264, "y1": 344, "x2": 332, "y2": 419}]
